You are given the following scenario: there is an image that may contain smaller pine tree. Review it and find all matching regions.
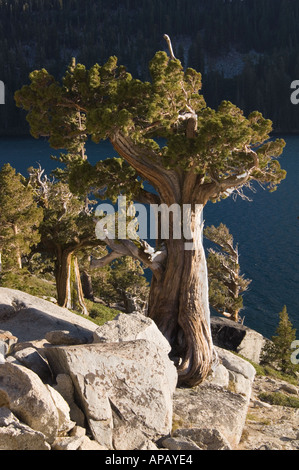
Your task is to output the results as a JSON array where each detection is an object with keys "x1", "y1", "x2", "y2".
[
  {"x1": 261, "y1": 306, "x2": 298, "y2": 376},
  {"x1": 0, "y1": 163, "x2": 43, "y2": 271},
  {"x1": 204, "y1": 223, "x2": 251, "y2": 322}
]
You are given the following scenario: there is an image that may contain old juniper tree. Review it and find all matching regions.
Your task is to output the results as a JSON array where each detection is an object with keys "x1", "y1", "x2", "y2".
[{"x1": 15, "y1": 38, "x2": 286, "y2": 386}]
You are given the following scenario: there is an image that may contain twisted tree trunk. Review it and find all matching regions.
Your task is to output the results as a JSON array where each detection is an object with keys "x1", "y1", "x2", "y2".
[
  {"x1": 55, "y1": 248, "x2": 88, "y2": 315},
  {"x1": 110, "y1": 133, "x2": 217, "y2": 386},
  {"x1": 148, "y1": 204, "x2": 216, "y2": 387}
]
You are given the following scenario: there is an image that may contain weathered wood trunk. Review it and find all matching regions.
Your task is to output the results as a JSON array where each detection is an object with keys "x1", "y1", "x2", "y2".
[
  {"x1": 81, "y1": 270, "x2": 94, "y2": 301},
  {"x1": 12, "y1": 224, "x2": 22, "y2": 269},
  {"x1": 55, "y1": 249, "x2": 88, "y2": 315},
  {"x1": 111, "y1": 133, "x2": 217, "y2": 387},
  {"x1": 148, "y1": 205, "x2": 216, "y2": 387}
]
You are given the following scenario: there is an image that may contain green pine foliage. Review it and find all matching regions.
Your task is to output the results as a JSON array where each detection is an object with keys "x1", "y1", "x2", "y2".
[
  {"x1": 15, "y1": 51, "x2": 286, "y2": 200},
  {"x1": 0, "y1": 163, "x2": 43, "y2": 271},
  {"x1": 261, "y1": 306, "x2": 298, "y2": 376},
  {"x1": 13, "y1": 32, "x2": 287, "y2": 325},
  {"x1": 78, "y1": 246, "x2": 150, "y2": 312},
  {"x1": 204, "y1": 223, "x2": 251, "y2": 322},
  {"x1": 91, "y1": 256, "x2": 149, "y2": 311}
]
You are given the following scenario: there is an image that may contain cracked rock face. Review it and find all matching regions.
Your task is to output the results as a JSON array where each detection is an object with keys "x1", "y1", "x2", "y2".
[
  {"x1": 0, "y1": 287, "x2": 97, "y2": 343},
  {"x1": 0, "y1": 362, "x2": 60, "y2": 444},
  {"x1": 44, "y1": 339, "x2": 178, "y2": 449},
  {"x1": 0, "y1": 407, "x2": 51, "y2": 450},
  {"x1": 93, "y1": 312, "x2": 172, "y2": 354}
]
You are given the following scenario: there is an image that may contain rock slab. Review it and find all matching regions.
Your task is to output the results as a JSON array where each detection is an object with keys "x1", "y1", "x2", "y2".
[
  {"x1": 0, "y1": 287, "x2": 98, "y2": 343},
  {"x1": 0, "y1": 362, "x2": 60, "y2": 444},
  {"x1": 44, "y1": 339, "x2": 178, "y2": 449},
  {"x1": 93, "y1": 312, "x2": 171, "y2": 354},
  {"x1": 173, "y1": 383, "x2": 249, "y2": 449},
  {"x1": 0, "y1": 407, "x2": 50, "y2": 450},
  {"x1": 211, "y1": 316, "x2": 265, "y2": 363}
]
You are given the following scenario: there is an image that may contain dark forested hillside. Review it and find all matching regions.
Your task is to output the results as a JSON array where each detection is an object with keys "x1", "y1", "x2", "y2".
[{"x1": 1, "y1": 0, "x2": 299, "y2": 135}]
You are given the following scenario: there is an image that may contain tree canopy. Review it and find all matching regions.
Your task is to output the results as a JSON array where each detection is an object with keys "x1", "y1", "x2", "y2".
[
  {"x1": 261, "y1": 306, "x2": 298, "y2": 376},
  {"x1": 15, "y1": 51, "x2": 286, "y2": 204}
]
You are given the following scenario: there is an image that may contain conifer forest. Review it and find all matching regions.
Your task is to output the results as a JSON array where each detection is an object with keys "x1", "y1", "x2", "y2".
[{"x1": 1, "y1": 0, "x2": 299, "y2": 135}]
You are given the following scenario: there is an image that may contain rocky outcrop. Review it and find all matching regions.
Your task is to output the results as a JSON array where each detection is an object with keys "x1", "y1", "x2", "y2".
[
  {"x1": 1, "y1": 288, "x2": 297, "y2": 451},
  {"x1": 44, "y1": 339, "x2": 177, "y2": 449},
  {"x1": 0, "y1": 289, "x2": 177, "y2": 450},
  {"x1": 93, "y1": 312, "x2": 171, "y2": 353},
  {"x1": 0, "y1": 362, "x2": 61, "y2": 443},
  {"x1": 238, "y1": 375, "x2": 299, "y2": 450},
  {"x1": 0, "y1": 287, "x2": 97, "y2": 343},
  {"x1": 211, "y1": 316, "x2": 266, "y2": 363},
  {"x1": 170, "y1": 348, "x2": 256, "y2": 450},
  {"x1": 0, "y1": 407, "x2": 51, "y2": 450}
]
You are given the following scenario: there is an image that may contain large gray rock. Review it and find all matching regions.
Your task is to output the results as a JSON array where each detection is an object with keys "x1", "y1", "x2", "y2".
[
  {"x1": 93, "y1": 312, "x2": 171, "y2": 354},
  {"x1": 0, "y1": 287, "x2": 98, "y2": 343},
  {"x1": 53, "y1": 374, "x2": 86, "y2": 427},
  {"x1": 0, "y1": 362, "x2": 60, "y2": 444},
  {"x1": 44, "y1": 339, "x2": 178, "y2": 449},
  {"x1": 45, "y1": 384, "x2": 75, "y2": 434},
  {"x1": 207, "y1": 363, "x2": 229, "y2": 388},
  {"x1": 0, "y1": 407, "x2": 50, "y2": 450},
  {"x1": 216, "y1": 347, "x2": 256, "y2": 381},
  {"x1": 46, "y1": 330, "x2": 87, "y2": 346},
  {"x1": 11, "y1": 347, "x2": 52, "y2": 383},
  {"x1": 211, "y1": 317, "x2": 265, "y2": 363},
  {"x1": 173, "y1": 383, "x2": 249, "y2": 449},
  {"x1": 216, "y1": 346, "x2": 256, "y2": 402},
  {"x1": 171, "y1": 346, "x2": 256, "y2": 449},
  {"x1": 172, "y1": 427, "x2": 232, "y2": 450}
]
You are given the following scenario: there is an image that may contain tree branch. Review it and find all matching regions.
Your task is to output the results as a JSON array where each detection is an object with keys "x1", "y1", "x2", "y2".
[
  {"x1": 90, "y1": 250, "x2": 123, "y2": 268},
  {"x1": 163, "y1": 34, "x2": 176, "y2": 60},
  {"x1": 198, "y1": 146, "x2": 261, "y2": 203},
  {"x1": 90, "y1": 229, "x2": 167, "y2": 281},
  {"x1": 110, "y1": 131, "x2": 182, "y2": 204}
]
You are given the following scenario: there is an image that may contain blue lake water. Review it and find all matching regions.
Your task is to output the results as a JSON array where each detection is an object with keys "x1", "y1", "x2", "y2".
[{"x1": 0, "y1": 135, "x2": 298, "y2": 339}]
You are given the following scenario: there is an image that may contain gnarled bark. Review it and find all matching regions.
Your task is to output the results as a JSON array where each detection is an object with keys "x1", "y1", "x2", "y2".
[
  {"x1": 55, "y1": 249, "x2": 88, "y2": 315},
  {"x1": 107, "y1": 132, "x2": 218, "y2": 386},
  {"x1": 148, "y1": 204, "x2": 217, "y2": 387}
]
